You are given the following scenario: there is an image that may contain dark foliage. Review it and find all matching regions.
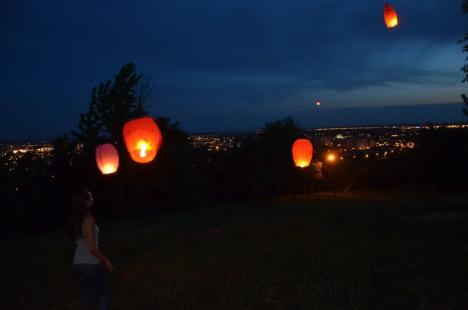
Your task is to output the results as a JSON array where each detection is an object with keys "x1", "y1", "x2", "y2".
[
  {"x1": 460, "y1": 0, "x2": 468, "y2": 116},
  {"x1": 320, "y1": 127, "x2": 468, "y2": 193}
]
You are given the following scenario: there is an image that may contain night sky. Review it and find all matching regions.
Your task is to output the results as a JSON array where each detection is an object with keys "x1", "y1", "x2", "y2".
[{"x1": 1, "y1": 0, "x2": 466, "y2": 140}]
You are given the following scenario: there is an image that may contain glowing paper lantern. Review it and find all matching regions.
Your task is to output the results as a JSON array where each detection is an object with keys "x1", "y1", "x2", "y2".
[
  {"x1": 316, "y1": 99, "x2": 321, "y2": 107},
  {"x1": 95, "y1": 143, "x2": 119, "y2": 175},
  {"x1": 292, "y1": 139, "x2": 313, "y2": 168},
  {"x1": 123, "y1": 117, "x2": 163, "y2": 164},
  {"x1": 384, "y1": 2, "x2": 398, "y2": 28}
]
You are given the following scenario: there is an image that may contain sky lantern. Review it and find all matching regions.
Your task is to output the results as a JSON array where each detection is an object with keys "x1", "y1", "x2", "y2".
[
  {"x1": 316, "y1": 99, "x2": 321, "y2": 107},
  {"x1": 95, "y1": 143, "x2": 119, "y2": 175},
  {"x1": 384, "y1": 2, "x2": 399, "y2": 29},
  {"x1": 292, "y1": 138, "x2": 313, "y2": 168},
  {"x1": 123, "y1": 117, "x2": 163, "y2": 164}
]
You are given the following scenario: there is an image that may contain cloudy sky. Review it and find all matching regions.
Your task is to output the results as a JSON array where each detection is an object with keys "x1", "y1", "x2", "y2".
[{"x1": 0, "y1": 0, "x2": 466, "y2": 139}]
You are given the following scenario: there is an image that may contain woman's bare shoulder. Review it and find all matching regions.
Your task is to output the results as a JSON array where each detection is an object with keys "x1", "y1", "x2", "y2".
[{"x1": 83, "y1": 214, "x2": 95, "y2": 225}]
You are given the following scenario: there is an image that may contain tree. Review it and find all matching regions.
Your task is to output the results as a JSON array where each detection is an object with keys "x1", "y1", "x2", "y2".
[
  {"x1": 260, "y1": 117, "x2": 301, "y2": 151},
  {"x1": 225, "y1": 117, "x2": 314, "y2": 199},
  {"x1": 460, "y1": 0, "x2": 468, "y2": 116},
  {"x1": 73, "y1": 63, "x2": 150, "y2": 157},
  {"x1": 52, "y1": 134, "x2": 71, "y2": 174}
]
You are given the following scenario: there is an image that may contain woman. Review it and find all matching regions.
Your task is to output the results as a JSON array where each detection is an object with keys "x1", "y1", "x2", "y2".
[{"x1": 69, "y1": 189, "x2": 113, "y2": 310}]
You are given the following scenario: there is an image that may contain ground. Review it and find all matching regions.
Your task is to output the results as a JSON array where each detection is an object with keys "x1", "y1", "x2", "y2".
[{"x1": 2, "y1": 192, "x2": 468, "y2": 309}]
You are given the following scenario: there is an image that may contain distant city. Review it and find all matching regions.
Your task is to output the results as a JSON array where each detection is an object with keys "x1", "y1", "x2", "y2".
[{"x1": 2, "y1": 123, "x2": 467, "y2": 173}]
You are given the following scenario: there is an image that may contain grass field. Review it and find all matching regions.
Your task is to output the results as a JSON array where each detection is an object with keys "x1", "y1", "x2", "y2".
[{"x1": 2, "y1": 192, "x2": 468, "y2": 309}]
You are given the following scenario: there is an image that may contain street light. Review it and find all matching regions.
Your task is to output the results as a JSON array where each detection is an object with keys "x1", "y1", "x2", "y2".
[{"x1": 326, "y1": 153, "x2": 336, "y2": 163}]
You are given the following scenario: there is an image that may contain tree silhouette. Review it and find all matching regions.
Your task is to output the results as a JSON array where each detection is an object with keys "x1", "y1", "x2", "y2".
[
  {"x1": 460, "y1": 0, "x2": 468, "y2": 116},
  {"x1": 73, "y1": 63, "x2": 150, "y2": 160},
  {"x1": 223, "y1": 117, "x2": 312, "y2": 199}
]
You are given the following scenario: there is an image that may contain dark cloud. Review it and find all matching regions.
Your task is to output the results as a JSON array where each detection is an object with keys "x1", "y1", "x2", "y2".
[{"x1": 0, "y1": 0, "x2": 465, "y2": 139}]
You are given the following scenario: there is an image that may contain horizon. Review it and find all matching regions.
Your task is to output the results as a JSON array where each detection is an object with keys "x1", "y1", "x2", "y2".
[{"x1": 1, "y1": 102, "x2": 466, "y2": 143}]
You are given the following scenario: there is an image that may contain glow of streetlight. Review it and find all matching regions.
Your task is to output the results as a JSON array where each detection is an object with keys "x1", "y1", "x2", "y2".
[{"x1": 326, "y1": 153, "x2": 336, "y2": 162}]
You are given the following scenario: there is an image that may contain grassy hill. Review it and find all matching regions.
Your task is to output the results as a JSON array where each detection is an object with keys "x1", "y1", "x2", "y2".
[{"x1": 2, "y1": 193, "x2": 468, "y2": 309}]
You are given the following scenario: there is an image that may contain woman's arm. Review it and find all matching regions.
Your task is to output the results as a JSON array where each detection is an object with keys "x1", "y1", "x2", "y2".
[{"x1": 82, "y1": 216, "x2": 114, "y2": 271}]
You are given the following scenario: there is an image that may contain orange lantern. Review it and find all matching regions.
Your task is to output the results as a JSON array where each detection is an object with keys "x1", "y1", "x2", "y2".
[
  {"x1": 123, "y1": 117, "x2": 163, "y2": 164},
  {"x1": 292, "y1": 138, "x2": 313, "y2": 168},
  {"x1": 95, "y1": 143, "x2": 119, "y2": 175},
  {"x1": 384, "y1": 2, "x2": 398, "y2": 28}
]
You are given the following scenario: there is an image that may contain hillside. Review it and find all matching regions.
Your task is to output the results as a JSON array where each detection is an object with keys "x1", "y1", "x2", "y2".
[{"x1": 2, "y1": 193, "x2": 468, "y2": 309}]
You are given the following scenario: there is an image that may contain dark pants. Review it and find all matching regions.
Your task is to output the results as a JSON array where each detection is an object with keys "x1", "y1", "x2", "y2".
[{"x1": 74, "y1": 263, "x2": 108, "y2": 310}]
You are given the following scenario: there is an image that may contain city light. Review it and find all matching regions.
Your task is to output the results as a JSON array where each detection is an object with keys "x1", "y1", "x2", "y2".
[
  {"x1": 326, "y1": 153, "x2": 336, "y2": 163},
  {"x1": 1, "y1": 123, "x2": 466, "y2": 174}
]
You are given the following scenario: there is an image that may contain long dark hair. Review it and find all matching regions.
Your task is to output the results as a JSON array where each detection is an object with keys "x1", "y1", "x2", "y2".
[{"x1": 68, "y1": 189, "x2": 91, "y2": 241}]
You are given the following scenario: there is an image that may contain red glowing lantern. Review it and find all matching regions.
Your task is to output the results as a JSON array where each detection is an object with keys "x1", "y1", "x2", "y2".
[
  {"x1": 316, "y1": 99, "x2": 321, "y2": 107},
  {"x1": 292, "y1": 139, "x2": 313, "y2": 168},
  {"x1": 384, "y1": 2, "x2": 398, "y2": 28},
  {"x1": 95, "y1": 143, "x2": 119, "y2": 175},
  {"x1": 123, "y1": 117, "x2": 163, "y2": 164}
]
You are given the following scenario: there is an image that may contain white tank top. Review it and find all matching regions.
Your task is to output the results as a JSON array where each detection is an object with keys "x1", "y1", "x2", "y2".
[{"x1": 73, "y1": 222, "x2": 100, "y2": 264}]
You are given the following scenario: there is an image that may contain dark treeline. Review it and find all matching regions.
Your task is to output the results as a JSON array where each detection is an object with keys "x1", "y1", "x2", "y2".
[
  {"x1": 1, "y1": 63, "x2": 468, "y2": 238},
  {"x1": 321, "y1": 126, "x2": 468, "y2": 193}
]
